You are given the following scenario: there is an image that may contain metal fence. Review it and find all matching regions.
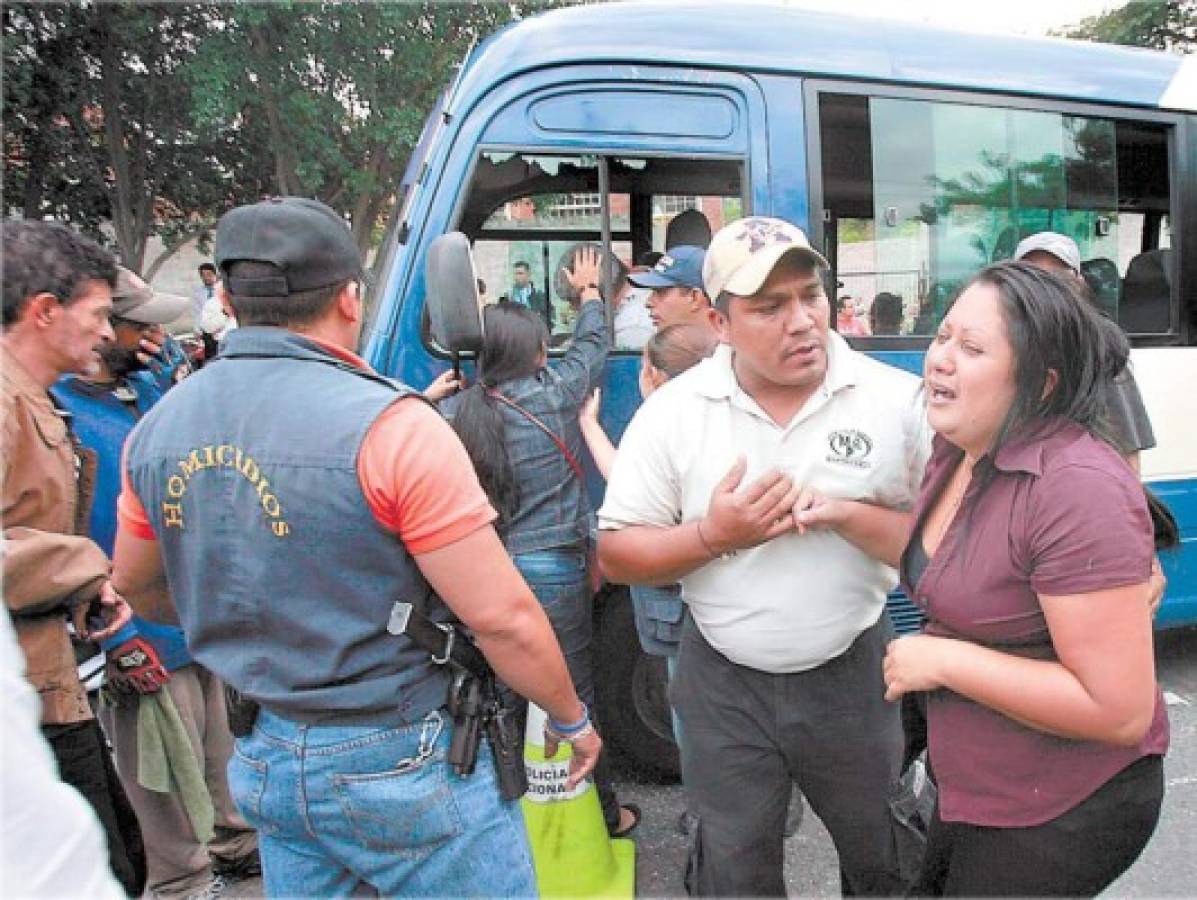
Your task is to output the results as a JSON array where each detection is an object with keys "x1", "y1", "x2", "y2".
[{"x1": 835, "y1": 268, "x2": 924, "y2": 306}]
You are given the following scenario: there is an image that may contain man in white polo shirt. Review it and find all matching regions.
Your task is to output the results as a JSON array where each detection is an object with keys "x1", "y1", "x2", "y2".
[{"x1": 598, "y1": 216, "x2": 929, "y2": 896}]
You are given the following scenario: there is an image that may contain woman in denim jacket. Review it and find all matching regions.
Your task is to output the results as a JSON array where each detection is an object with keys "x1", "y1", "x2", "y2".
[
  {"x1": 580, "y1": 323, "x2": 718, "y2": 835},
  {"x1": 581, "y1": 324, "x2": 718, "y2": 679},
  {"x1": 448, "y1": 246, "x2": 640, "y2": 836}
]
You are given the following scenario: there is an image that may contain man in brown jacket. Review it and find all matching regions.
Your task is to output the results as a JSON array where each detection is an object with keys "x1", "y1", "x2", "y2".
[{"x1": 2, "y1": 219, "x2": 142, "y2": 894}]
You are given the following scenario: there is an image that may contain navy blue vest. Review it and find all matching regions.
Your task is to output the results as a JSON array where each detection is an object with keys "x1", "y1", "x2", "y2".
[{"x1": 125, "y1": 327, "x2": 450, "y2": 726}]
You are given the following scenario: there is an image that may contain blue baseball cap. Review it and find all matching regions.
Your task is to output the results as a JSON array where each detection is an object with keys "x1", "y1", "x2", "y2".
[{"x1": 628, "y1": 245, "x2": 706, "y2": 291}]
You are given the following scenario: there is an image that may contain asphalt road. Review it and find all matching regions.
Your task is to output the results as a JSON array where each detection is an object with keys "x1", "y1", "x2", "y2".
[{"x1": 229, "y1": 625, "x2": 1197, "y2": 898}]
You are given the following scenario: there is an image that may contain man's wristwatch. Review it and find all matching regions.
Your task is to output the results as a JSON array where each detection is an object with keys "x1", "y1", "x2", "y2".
[{"x1": 580, "y1": 283, "x2": 601, "y2": 302}]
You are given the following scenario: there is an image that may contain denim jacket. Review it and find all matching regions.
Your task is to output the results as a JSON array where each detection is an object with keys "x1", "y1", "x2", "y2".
[{"x1": 449, "y1": 300, "x2": 607, "y2": 556}]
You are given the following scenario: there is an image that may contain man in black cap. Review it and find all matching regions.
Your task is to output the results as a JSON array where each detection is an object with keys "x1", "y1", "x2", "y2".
[{"x1": 111, "y1": 197, "x2": 600, "y2": 897}]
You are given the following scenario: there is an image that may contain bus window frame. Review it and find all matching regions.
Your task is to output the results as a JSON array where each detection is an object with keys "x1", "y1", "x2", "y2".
[
  {"x1": 802, "y1": 78, "x2": 1193, "y2": 351},
  {"x1": 430, "y1": 144, "x2": 751, "y2": 359}
]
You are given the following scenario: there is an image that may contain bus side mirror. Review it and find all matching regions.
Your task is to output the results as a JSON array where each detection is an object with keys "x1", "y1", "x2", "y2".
[{"x1": 425, "y1": 232, "x2": 483, "y2": 354}]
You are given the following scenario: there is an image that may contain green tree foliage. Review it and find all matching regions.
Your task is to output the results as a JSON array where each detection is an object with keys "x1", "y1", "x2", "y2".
[
  {"x1": 5, "y1": 0, "x2": 577, "y2": 269},
  {"x1": 1060, "y1": 0, "x2": 1196, "y2": 52},
  {"x1": 186, "y1": 2, "x2": 542, "y2": 255},
  {"x1": 2, "y1": 2, "x2": 263, "y2": 275}
]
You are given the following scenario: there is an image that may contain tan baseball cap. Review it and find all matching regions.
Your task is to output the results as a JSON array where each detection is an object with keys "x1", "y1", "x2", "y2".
[
  {"x1": 111, "y1": 268, "x2": 189, "y2": 325},
  {"x1": 703, "y1": 217, "x2": 828, "y2": 300}
]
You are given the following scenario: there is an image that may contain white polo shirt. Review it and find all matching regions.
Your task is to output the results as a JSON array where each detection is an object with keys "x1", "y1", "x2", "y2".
[{"x1": 598, "y1": 332, "x2": 930, "y2": 673}]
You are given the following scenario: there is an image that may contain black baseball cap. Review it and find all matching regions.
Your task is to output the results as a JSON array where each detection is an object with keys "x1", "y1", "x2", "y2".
[{"x1": 215, "y1": 197, "x2": 363, "y2": 297}]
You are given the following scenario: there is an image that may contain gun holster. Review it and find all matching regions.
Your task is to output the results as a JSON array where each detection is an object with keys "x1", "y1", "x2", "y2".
[
  {"x1": 388, "y1": 600, "x2": 527, "y2": 800},
  {"x1": 224, "y1": 684, "x2": 260, "y2": 738}
]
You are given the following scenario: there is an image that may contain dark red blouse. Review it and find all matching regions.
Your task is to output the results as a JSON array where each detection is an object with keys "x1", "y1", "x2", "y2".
[{"x1": 903, "y1": 419, "x2": 1169, "y2": 827}]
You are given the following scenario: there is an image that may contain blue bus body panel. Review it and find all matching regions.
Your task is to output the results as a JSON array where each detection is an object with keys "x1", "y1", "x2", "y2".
[
  {"x1": 451, "y1": 3, "x2": 1188, "y2": 117},
  {"x1": 479, "y1": 79, "x2": 757, "y2": 155},
  {"x1": 1151, "y1": 478, "x2": 1197, "y2": 630}
]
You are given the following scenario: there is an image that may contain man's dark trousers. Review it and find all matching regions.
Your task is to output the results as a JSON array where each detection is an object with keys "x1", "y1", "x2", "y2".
[
  {"x1": 44, "y1": 719, "x2": 147, "y2": 896},
  {"x1": 671, "y1": 612, "x2": 913, "y2": 897}
]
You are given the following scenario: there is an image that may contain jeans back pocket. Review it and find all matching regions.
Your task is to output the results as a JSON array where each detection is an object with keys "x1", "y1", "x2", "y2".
[
  {"x1": 228, "y1": 746, "x2": 279, "y2": 837},
  {"x1": 331, "y1": 750, "x2": 463, "y2": 857}
]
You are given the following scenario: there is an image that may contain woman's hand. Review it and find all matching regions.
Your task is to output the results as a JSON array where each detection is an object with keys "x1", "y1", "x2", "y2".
[
  {"x1": 424, "y1": 369, "x2": 464, "y2": 402},
  {"x1": 883, "y1": 635, "x2": 956, "y2": 701},
  {"x1": 1148, "y1": 556, "x2": 1166, "y2": 617},
  {"x1": 792, "y1": 486, "x2": 845, "y2": 535},
  {"x1": 578, "y1": 389, "x2": 615, "y2": 479},
  {"x1": 564, "y1": 246, "x2": 603, "y2": 298}
]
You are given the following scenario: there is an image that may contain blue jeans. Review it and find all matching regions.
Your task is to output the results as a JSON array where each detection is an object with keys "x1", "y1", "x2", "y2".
[
  {"x1": 666, "y1": 654, "x2": 683, "y2": 751},
  {"x1": 227, "y1": 708, "x2": 535, "y2": 897},
  {"x1": 513, "y1": 548, "x2": 622, "y2": 832}
]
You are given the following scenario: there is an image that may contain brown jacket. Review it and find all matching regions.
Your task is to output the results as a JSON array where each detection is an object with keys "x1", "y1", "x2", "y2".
[{"x1": 2, "y1": 352, "x2": 108, "y2": 724}]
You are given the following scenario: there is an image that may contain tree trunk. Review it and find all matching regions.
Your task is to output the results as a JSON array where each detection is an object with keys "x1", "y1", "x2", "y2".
[
  {"x1": 248, "y1": 23, "x2": 303, "y2": 197},
  {"x1": 97, "y1": 12, "x2": 145, "y2": 269},
  {"x1": 349, "y1": 145, "x2": 393, "y2": 258},
  {"x1": 143, "y1": 223, "x2": 214, "y2": 280}
]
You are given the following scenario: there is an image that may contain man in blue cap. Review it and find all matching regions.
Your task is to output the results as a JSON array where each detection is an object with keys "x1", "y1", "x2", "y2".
[{"x1": 628, "y1": 245, "x2": 718, "y2": 334}]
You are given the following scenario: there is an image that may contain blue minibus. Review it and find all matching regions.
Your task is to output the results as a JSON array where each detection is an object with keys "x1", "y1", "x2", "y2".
[{"x1": 364, "y1": 2, "x2": 1197, "y2": 776}]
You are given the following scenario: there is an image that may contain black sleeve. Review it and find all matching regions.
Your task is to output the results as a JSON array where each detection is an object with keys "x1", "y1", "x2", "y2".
[{"x1": 1100, "y1": 369, "x2": 1156, "y2": 454}]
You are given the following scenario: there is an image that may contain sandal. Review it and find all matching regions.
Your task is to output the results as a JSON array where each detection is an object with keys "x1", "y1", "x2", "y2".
[{"x1": 610, "y1": 802, "x2": 642, "y2": 838}]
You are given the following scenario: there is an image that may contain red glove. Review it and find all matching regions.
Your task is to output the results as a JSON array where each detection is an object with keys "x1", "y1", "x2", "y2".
[{"x1": 106, "y1": 636, "x2": 170, "y2": 694}]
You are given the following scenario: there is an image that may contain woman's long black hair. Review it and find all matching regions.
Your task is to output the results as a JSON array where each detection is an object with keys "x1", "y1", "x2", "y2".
[
  {"x1": 450, "y1": 302, "x2": 549, "y2": 530},
  {"x1": 907, "y1": 263, "x2": 1133, "y2": 754},
  {"x1": 957, "y1": 262, "x2": 1178, "y2": 549},
  {"x1": 969, "y1": 260, "x2": 1128, "y2": 462},
  {"x1": 903, "y1": 264, "x2": 1171, "y2": 751}
]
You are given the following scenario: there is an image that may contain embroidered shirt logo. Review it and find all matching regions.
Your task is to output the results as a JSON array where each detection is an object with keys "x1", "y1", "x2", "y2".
[
  {"x1": 827, "y1": 429, "x2": 873, "y2": 468},
  {"x1": 160, "y1": 444, "x2": 290, "y2": 538}
]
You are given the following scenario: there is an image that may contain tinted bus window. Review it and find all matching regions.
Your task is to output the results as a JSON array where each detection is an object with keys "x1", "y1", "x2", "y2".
[{"x1": 818, "y1": 93, "x2": 1174, "y2": 338}]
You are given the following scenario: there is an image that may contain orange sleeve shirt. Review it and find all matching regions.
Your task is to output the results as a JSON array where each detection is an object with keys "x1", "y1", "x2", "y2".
[{"x1": 118, "y1": 345, "x2": 496, "y2": 554}]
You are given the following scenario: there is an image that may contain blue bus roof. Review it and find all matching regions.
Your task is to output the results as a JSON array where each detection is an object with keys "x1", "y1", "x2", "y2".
[{"x1": 452, "y1": 1, "x2": 1193, "y2": 116}]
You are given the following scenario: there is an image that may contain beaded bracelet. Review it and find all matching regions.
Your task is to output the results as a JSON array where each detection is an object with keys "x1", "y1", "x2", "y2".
[
  {"x1": 545, "y1": 720, "x2": 597, "y2": 745},
  {"x1": 696, "y1": 520, "x2": 719, "y2": 558},
  {"x1": 548, "y1": 702, "x2": 590, "y2": 736}
]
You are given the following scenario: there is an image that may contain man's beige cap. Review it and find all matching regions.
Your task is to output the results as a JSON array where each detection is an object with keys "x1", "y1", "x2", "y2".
[
  {"x1": 111, "y1": 267, "x2": 189, "y2": 325},
  {"x1": 703, "y1": 217, "x2": 828, "y2": 300}
]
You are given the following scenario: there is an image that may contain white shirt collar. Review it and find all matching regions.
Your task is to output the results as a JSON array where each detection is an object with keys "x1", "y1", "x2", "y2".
[{"x1": 692, "y1": 330, "x2": 859, "y2": 402}]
